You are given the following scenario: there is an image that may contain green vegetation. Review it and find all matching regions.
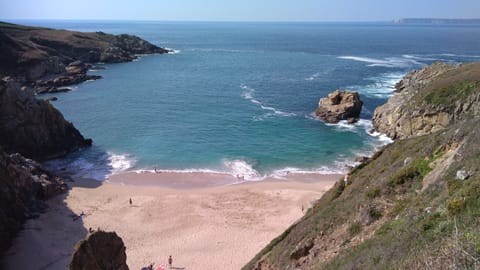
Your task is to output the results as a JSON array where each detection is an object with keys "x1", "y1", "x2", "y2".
[
  {"x1": 243, "y1": 63, "x2": 480, "y2": 270},
  {"x1": 424, "y1": 81, "x2": 479, "y2": 106},
  {"x1": 347, "y1": 222, "x2": 362, "y2": 236}
]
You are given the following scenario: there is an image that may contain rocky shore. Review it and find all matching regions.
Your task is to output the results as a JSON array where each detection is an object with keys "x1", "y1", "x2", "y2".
[
  {"x1": 244, "y1": 62, "x2": 480, "y2": 269},
  {"x1": 0, "y1": 21, "x2": 171, "y2": 261},
  {"x1": 373, "y1": 62, "x2": 480, "y2": 139},
  {"x1": 0, "y1": 21, "x2": 170, "y2": 94}
]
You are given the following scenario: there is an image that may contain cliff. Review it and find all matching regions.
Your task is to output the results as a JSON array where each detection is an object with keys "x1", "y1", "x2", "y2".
[
  {"x1": 0, "y1": 148, "x2": 67, "y2": 256},
  {"x1": 244, "y1": 62, "x2": 480, "y2": 269},
  {"x1": 0, "y1": 21, "x2": 170, "y2": 93},
  {"x1": 373, "y1": 62, "x2": 480, "y2": 140},
  {"x1": 0, "y1": 22, "x2": 168, "y2": 261},
  {"x1": 0, "y1": 78, "x2": 92, "y2": 160}
]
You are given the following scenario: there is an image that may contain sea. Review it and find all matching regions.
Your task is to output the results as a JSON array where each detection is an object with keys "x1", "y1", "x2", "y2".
[{"x1": 12, "y1": 20, "x2": 480, "y2": 181}]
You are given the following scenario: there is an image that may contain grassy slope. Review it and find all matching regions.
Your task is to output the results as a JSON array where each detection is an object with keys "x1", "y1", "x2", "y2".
[{"x1": 244, "y1": 63, "x2": 480, "y2": 270}]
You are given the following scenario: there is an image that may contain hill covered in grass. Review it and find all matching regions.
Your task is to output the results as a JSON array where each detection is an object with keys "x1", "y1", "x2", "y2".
[{"x1": 244, "y1": 62, "x2": 480, "y2": 270}]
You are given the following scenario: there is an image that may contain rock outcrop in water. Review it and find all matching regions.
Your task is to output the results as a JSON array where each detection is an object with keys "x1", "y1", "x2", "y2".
[
  {"x1": 244, "y1": 62, "x2": 480, "y2": 270},
  {"x1": 373, "y1": 62, "x2": 480, "y2": 139},
  {"x1": 315, "y1": 90, "x2": 363, "y2": 123},
  {"x1": 0, "y1": 21, "x2": 170, "y2": 94},
  {"x1": 0, "y1": 78, "x2": 92, "y2": 160},
  {"x1": 69, "y1": 231, "x2": 129, "y2": 270}
]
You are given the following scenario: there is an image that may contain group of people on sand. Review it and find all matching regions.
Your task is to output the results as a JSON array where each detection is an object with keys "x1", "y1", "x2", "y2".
[{"x1": 142, "y1": 255, "x2": 174, "y2": 270}]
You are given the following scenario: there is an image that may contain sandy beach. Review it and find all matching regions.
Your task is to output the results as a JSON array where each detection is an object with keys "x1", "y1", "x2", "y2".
[{"x1": 4, "y1": 172, "x2": 339, "y2": 270}]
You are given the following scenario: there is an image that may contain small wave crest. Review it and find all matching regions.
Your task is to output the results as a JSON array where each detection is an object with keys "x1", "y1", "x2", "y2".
[
  {"x1": 347, "y1": 72, "x2": 405, "y2": 98},
  {"x1": 44, "y1": 150, "x2": 136, "y2": 181},
  {"x1": 223, "y1": 159, "x2": 263, "y2": 181},
  {"x1": 338, "y1": 55, "x2": 424, "y2": 68},
  {"x1": 165, "y1": 47, "x2": 181, "y2": 54},
  {"x1": 240, "y1": 84, "x2": 296, "y2": 119}
]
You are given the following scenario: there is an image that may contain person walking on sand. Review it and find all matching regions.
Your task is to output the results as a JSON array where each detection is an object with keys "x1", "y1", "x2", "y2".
[
  {"x1": 168, "y1": 255, "x2": 173, "y2": 269},
  {"x1": 129, "y1": 198, "x2": 132, "y2": 205}
]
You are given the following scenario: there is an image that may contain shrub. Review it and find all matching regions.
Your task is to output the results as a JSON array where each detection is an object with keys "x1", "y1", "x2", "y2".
[
  {"x1": 366, "y1": 187, "x2": 381, "y2": 199},
  {"x1": 348, "y1": 222, "x2": 362, "y2": 236}
]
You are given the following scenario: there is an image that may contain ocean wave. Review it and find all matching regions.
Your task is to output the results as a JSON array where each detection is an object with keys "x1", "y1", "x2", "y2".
[
  {"x1": 306, "y1": 72, "x2": 322, "y2": 81},
  {"x1": 165, "y1": 47, "x2": 181, "y2": 54},
  {"x1": 240, "y1": 84, "x2": 296, "y2": 119},
  {"x1": 338, "y1": 55, "x2": 424, "y2": 68},
  {"x1": 223, "y1": 159, "x2": 263, "y2": 181},
  {"x1": 44, "y1": 151, "x2": 135, "y2": 181},
  {"x1": 346, "y1": 71, "x2": 405, "y2": 98}
]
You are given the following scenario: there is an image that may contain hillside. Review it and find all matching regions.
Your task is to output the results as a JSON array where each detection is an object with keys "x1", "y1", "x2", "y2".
[
  {"x1": 0, "y1": 21, "x2": 169, "y2": 93},
  {"x1": 244, "y1": 62, "x2": 480, "y2": 269}
]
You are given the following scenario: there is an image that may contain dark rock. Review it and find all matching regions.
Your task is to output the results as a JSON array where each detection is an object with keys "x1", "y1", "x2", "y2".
[
  {"x1": 315, "y1": 90, "x2": 363, "y2": 124},
  {"x1": 290, "y1": 239, "x2": 315, "y2": 260},
  {"x1": 0, "y1": 79, "x2": 92, "y2": 160},
  {"x1": 0, "y1": 149, "x2": 67, "y2": 256},
  {"x1": 0, "y1": 21, "x2": 170, "y2": 92},
  {"x1": 355, "y1": 156, "x2": 369, "y2": 163},
  {"x1": 69, "y1": 231, "x2": 129, "y2": 270}
]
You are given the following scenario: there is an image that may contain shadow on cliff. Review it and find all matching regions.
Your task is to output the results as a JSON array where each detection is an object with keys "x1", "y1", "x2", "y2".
[{"x1": 3, "y1": 150, "x2": 106, "y2": 270}]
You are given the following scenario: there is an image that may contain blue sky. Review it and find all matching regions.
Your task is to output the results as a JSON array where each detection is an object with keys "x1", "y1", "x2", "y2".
[{"x1": 1, "y1": 0, "x2": 479, "y2": 21}]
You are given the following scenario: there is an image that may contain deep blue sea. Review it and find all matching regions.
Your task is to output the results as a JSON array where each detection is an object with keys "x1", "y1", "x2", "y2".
[{"x1": 13, "y1": 20, "x2": 480, "y2": 180}]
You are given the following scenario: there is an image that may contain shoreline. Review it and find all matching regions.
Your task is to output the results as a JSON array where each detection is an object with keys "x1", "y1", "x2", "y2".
[{"x1": 4, "y1": 172, "x2": 340, "y2": 270}]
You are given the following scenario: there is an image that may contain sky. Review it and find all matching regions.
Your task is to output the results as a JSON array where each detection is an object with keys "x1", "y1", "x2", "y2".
[{"x1": 1, "y1": 0, "x2": 479, "y2": 22}]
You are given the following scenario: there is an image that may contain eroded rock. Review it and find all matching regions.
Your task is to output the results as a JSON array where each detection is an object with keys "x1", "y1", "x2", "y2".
[{"x1": 315, "y1": 90, "x2": 363, "y2": 123}]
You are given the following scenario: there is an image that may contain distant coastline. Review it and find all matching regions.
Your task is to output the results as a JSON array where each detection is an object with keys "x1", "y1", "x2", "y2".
[{"x1": 394, "y1": 18, "x2": 480, "y2": 24}]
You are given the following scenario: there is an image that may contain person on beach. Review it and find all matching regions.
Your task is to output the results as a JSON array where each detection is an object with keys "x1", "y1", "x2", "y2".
[
  {"x1": 129, "y1": 198, "x2": 132, "y2": 205},
  {"x1": 344, "y1": 173, "x2": 350, "y2": 185},
  {"x1": 168, "y1": 255, "x2": 173, "y2": 269}
]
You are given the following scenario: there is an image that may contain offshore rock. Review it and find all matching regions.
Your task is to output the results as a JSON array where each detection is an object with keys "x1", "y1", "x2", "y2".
[
  {"x1": 372, "y1": 62, "x2": 480, "y2": 140},
  {"x1": 0, "y1": 79, "x2": 92, "y2": 160},
  {"x1": 315, "y1": 90, "x2": 363, "y2": 123},
  {"x1": 69, "y1": 231, "x2": 129, "y2": 270}
]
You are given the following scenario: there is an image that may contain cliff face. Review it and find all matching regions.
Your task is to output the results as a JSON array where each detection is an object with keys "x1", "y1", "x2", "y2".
[
  {"x1": 69, "y1": 231, "x2": 129, "y2": 270},
  {"x1": 372, "y1": 62, "x2": 480, "y2": 139},
  {"x1": 0, "y1": 79, "x2": 92, "y2": 160},
  {"x1": 0, "y1": 149, "x2": 67, "y2": 255},
  {"x1": 244, "y1": 62, "x2": 480, "y2": 270}
]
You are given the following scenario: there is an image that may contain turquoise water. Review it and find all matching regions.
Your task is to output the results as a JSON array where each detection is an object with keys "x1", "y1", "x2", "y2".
[{"x1": 15, "y1": 21, "x2": 480, "y2": 180}]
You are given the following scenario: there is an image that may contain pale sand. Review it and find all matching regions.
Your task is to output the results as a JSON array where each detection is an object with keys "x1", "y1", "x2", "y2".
[{"x1": 4, "y1": 172, "x2": 339, "y2": 270}]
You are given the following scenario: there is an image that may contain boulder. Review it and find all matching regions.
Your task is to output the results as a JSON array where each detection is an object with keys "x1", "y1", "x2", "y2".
[
  {"x1": 69, "y1": 231, "x2": 129, "y2": 270},
  {"x1": 315, "y1": 90, "x2": 363, "y2": 123}
]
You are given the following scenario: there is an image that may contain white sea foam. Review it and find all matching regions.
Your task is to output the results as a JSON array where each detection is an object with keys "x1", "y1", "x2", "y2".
[
  {"x1": 44, "y1": 151, "x2": 136, "y2": 181},
  {"x1": 346, "y1": 72, "x2": 405, "y2": 98},
  {"x1": 223, "y1": 159, "x2": 263, "y2": 181},
  {"x1": 338, "y1": 55, "x2": 424, "y2": 68},
  {"x1": 306, "y1": 72, "x2": 322, "y2": 81},
  {"x1": 165, "y1": 47, "x2": 181, "y2": 54},
  {"x1": 241, "y1": 85, "x2": 296, "y2": 118}
]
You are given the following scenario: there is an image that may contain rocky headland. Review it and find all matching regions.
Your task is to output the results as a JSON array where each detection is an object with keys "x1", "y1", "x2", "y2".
[
  {"x1": 0, "y1": 22, "x2": 170, "y2": 262},
  {"x1": 315, "y1": 90, "x2": 363, "y2": 124},
  {"x1": 0, "y1": 21, "x2": 170, "y2": 94},
  {"x1": 244, "y1": 62, "x2": 480, "y2": 269},
  {"x1": 373, "y1": 62, "x2": 480, "y2": 139}
]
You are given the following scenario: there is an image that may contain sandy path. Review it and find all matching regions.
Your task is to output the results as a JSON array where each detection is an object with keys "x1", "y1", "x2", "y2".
[{"x1": 4, "y1": 172, "x2": 339, "y2": 270}]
